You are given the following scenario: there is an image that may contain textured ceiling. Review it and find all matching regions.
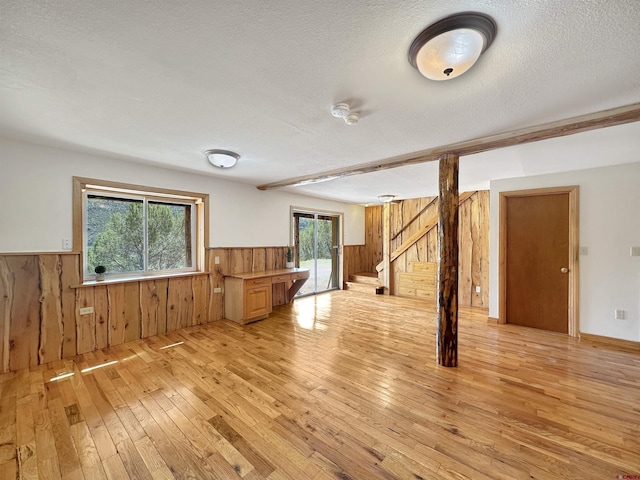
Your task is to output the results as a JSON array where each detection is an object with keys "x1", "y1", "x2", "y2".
[{"x1": 1, "y1": 0, "x2": 639, "y2": 203}]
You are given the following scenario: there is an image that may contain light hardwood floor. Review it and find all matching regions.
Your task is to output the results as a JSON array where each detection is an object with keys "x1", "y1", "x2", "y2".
[{"x1": 1, "y1": 291, "x2": 639, "y2": 479}]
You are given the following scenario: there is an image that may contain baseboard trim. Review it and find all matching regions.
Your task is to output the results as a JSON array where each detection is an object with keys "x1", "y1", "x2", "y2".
[
  {"x1": 487, "y1": 316, "x2": 500, "y2": 324},
  {"x1": 580, "y1": 333, "x2": 640, "y2": 351}
]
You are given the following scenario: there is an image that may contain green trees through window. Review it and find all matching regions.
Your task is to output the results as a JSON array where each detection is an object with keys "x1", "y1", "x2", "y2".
[
  {"x1": 293, "y1": 211, "x2": 340, "y2": 296},
  {"x1": 297, "y1": 216, "x2": 333, "y2": 261},
  {"x1": 86, "y1": 195, "x2": 192, "y2": 277}
]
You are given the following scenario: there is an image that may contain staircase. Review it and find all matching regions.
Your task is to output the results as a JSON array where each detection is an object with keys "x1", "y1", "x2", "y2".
[
  {"x1": 345, "y1": 272, "x2": 383, "y2": 295},
  {"x1": 372, "y1": 191, "x2": 476, "y2": 296}
]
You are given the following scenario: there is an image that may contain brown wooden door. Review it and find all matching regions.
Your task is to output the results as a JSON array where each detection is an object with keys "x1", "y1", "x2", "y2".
[{"x1": 505, "y1": 193, "x2": 569, "y2": 333}]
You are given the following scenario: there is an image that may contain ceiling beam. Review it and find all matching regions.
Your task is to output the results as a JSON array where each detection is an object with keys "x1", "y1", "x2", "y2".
[{"x1": 257, "y1": 102, "x2": 640, "y2": 191}]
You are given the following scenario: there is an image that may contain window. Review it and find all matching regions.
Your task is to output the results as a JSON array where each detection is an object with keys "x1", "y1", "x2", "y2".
[{"x1": 74, "y1": 178, "x2": 208, "y2": 282}]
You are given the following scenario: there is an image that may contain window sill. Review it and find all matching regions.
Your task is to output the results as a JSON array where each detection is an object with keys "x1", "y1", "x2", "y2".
[{"x1": 74, "y1": 270, "x2": 210, "y2": 288}]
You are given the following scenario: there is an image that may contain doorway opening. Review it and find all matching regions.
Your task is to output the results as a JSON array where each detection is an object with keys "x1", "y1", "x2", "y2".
[{"x1": 292, "y1": 210, "x2": 341, "y2": 296}]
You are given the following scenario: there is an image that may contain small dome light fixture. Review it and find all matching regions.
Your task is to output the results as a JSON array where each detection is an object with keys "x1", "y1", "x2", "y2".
[
  {"x1": 408, "y1": 12, "x2": 496, "y2": 81},
  {"x1": 378, "y1": 194, "x2": 396, "y2": 203},
  {"x1": 205, "y1": 149, "x2": 240, "y2": 169}
]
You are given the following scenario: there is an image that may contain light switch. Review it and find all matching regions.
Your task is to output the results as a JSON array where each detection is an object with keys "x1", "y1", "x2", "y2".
[
  {"x1": 214, "y1": 256, "x2": 220, "y2": 264},
  {"x1": 630, "y1": 247, "x2": 640, "y2": 257}
]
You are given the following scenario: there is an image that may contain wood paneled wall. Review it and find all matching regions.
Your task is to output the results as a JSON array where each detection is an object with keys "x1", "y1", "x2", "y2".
[
  {"x1": 364, "y1": 206, "x2": 383, "y2": 271},
  {"x1": 342, "y1": 205, "x2": 384, "y2": 282},
  {"x1": 458, "y1": 191, "x2": 490, "y2": 308},
  {"x1": 0, "y1": 247, "x2": 289, "y2": 373},
  {"x1": 390, "y1": 191, "x2": 489, "y2": 307},
  {"x1": 397, "y1": 261, "x2": 436, "y2": 301},
  {"x1": 342, "y1": 194, "x2": 488, "y2": 306},
  {"x1": 208, "y1": 246, "x2": 290, "y2": 306},
  {"x1": 343, "y1": 245, "x2": 367, "y2": 284}
]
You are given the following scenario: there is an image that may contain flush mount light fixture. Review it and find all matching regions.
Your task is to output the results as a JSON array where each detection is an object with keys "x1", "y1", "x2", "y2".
[
  {"x1": 408, "y1": 12, "x2": 496, "y2": 81},
  {"x1": 205, "y1": 149, "x2": 240, "y2": 169},
  {"x1": 378, "y1": 194, "x2": 396, "y2": 203}
]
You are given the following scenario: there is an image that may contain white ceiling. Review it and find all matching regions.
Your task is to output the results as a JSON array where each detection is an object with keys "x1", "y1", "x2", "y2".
[{"x1": 1, "y1": 0, "x2": 639, "y2": 204}]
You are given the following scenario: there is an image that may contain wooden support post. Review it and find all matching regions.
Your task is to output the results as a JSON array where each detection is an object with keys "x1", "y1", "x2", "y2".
[
  {"x1": 382, "y1": 202, "x2": 391, "y2": 293},
  {"x1": 437, "y1": 154, "x2": 459, "y2": 367}
]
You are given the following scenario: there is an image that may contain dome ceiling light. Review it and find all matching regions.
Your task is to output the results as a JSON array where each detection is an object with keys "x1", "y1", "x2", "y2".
[
  {"x1": 377, "y1": 194, "x2": 396, "y2": 204},
  {"x1": 205, "y1": 149, "x2": 240, "y2": 169},
  {"x1": 408, "y1": 12, "x2": 496, "y2": 81}
]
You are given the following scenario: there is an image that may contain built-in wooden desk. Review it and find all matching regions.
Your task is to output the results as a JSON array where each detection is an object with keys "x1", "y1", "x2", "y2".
[{"x1": 224, "y1": 268, "x2": 310, "y2": 324}]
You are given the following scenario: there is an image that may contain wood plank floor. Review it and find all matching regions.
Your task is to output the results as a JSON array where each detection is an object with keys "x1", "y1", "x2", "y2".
[{"x1": 1, "y1": 291, "x2": 639, "y2": 479}]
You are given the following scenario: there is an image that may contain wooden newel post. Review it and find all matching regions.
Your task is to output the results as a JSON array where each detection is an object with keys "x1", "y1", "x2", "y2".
[{"x1": 437, "y1": 154, "x2": 459, "y2": 367}]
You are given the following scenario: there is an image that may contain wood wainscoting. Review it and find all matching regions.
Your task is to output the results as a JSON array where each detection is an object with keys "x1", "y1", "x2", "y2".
[
  {"x1": 0, "y1": 247, "x2": 294, "y2": 373},
  {"x1": 1, "y1": 291, "x2": 638, "y2": 478}
]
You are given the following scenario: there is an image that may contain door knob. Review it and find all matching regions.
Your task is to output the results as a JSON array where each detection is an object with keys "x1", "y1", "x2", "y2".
[{"x1": 560, "y1": 267, "x2": 569, "y2": 273}]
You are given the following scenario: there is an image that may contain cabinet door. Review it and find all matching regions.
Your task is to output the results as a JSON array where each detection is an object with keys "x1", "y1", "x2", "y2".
[{"x1": 245, "y1": 286, "x2": 272, "y2": 320}]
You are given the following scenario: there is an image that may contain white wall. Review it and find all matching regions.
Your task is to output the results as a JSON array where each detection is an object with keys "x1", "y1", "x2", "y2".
[
  {"x1": 0, "y1": 138, "x2": 364, "y2": 251},
  {"x1": 489, "y1": 162, "x2": 640, "y2": 342}
]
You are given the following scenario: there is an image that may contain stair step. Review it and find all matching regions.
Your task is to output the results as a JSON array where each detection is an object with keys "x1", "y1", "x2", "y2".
[
  {"x1": 345, "y1": 282, "x2": 382, "y2": 294},
  {"x1": 349, "y1": 272, "x2": 381, "y2": 285}
]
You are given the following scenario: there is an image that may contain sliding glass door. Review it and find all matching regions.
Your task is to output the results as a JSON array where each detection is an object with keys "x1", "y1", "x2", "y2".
[{"x1": 293, "y1": 211, "x2": 340, "y2": 296}]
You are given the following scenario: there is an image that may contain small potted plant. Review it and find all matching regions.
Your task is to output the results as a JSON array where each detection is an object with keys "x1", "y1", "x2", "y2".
[
  {"x1": 285, "y1": 246, "x2": 294, "y2": 269},
  {"x1": 94, "y1": 265, "x2": 106, "y2": 281}
]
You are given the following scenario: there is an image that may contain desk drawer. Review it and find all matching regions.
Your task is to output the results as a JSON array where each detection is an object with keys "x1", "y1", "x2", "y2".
[
  {"x1": 292, "y1": 272, "x2": 309, "y2": 280},
  {"x1": 271, "y1": 274, "x2": 292, "y2": 283},
  {"x1": 245, "y1": 277, "x2": 271, "y2": 288}
]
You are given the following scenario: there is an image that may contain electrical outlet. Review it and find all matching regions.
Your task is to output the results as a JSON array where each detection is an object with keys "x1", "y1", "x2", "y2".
[
  {"x1": 475, "y1": 286, "x2": 481, "y2": 293},
  {"x1": 79, "y1": 306, "x2": 94, "y2": 315},
  {"x1": 213, "y1": 287, "x2": 222, "y2": 293},
  {"x1": 62, "y1": 238, "x2": 72, "y2": 250},
  {"x1": 615, "y1": 309, "x2": 625, "y2": 320},
  {"x1": 631, "y1": 247, "x2": 640, "y2": 257},
  {"x1": 214, "y1": 256, "x2": 220, "y2": 265}
]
